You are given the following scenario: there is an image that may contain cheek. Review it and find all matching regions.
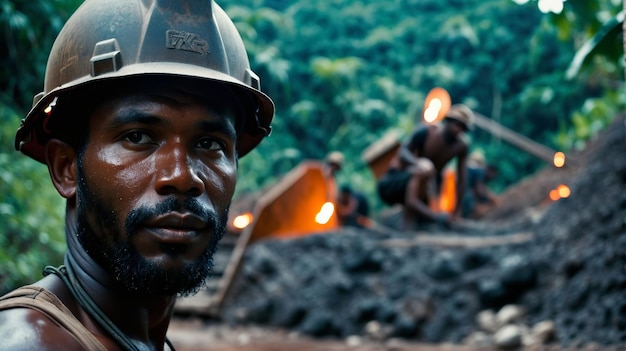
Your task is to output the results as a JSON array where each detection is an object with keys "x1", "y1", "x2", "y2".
[
  {"x1": 205, "y1": 162, "x2": 238, "y2": 202},
  {"x1": 86, "y1": 147, "x2": 151, "y2": 208}
]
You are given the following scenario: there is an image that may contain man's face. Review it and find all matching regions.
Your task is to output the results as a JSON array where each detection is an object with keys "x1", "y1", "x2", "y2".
[{"x1": 74, "y1": 85, "x2": 238, "y2": 297}]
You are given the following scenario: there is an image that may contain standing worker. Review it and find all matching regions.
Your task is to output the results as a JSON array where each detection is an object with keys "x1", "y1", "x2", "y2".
[
  {"x1": 462, "y1": 151, "x2": 499, "y2": 218},
  {"x1": 377, "y1": 104, "x2": 474, "y2": 230},
  {"x1": 0, "y1": 1, "x2": 274, "y2": 350},
  {"x1": 323, "y1": 151, "x2": 345, "y2": 208}
]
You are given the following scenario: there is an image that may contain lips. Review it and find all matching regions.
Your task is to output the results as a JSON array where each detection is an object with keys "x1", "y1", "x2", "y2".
[{"x1": 142, "y1": 213, "x2": 207, "y2": 242}]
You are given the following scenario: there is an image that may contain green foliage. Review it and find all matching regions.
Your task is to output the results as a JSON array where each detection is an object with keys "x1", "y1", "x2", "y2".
[
  {"x1": 546, "y1": 0, "x2": 624, "y2": 150},
  {"x1": 0, "y1": 107, "x2": 65, "y2": 293},
  {"x1": 0, "y1": 0, "x2": 81, "y2": 293},
  {"x1": 1, "y1": 0, "x2": 622, "y2": 291},
  {"x1": 223, "y1": 0, "x2": 621, "y2": 197},
  {"x1": 555, "y1": 89, "x2": 626, "y2": 151}
]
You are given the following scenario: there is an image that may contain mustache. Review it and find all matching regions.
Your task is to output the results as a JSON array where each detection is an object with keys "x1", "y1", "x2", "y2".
[{"x1": 125, "y1": 197, "x2": 215, "y2": 235}]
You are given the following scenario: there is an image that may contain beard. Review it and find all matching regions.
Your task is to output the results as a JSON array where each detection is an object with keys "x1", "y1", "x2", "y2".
[{"x1": 74, "y1": 161, "x2": 228, "y2": 297}]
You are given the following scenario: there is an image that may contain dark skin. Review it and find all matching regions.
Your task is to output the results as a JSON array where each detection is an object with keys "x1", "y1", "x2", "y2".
[
  {"x1": 389, "y1": 118, "x2": 469, "y2": 225},
  {"x1": 0, "y1": 84, "x2": 239, "y2": 350}
]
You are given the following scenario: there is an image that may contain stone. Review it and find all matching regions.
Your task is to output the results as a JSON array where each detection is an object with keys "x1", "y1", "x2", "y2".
[
  {"x1": 493, "y1": 324, "x2": 524, "y2": 349},
  {"x1": 476, "y1": 309, "x2": 499, "y2": 333},
  {"x1": 497, "y1": 304, "x2": 525, "y2": 326},
  {"x1": 529, "y1": 320, "x2": 555, "y2": 345}
]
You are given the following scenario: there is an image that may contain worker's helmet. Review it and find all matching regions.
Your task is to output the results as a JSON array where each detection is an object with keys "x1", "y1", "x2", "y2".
[
  {"x1": 325, "y1": 151, "x2": 345, "y2": 168},
  {"x1": 445, "y1": 104, "x2": 474, "y2": 131},
  {"x1": 468, "y1": 151, "x2": 486, "y2": 166},
  {"x1": 15, "y1": 0, "x2": 274, "y2": 162}
]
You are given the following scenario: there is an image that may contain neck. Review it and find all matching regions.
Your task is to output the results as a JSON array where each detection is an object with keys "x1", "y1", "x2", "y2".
[{"x1": 64, "y1": 208, "x2": 176, "y2": 348}]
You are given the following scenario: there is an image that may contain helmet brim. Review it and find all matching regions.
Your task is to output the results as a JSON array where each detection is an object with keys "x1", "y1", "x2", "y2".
[{"x1": 16, "y1": 62, "x2": 274, "y2": 163}]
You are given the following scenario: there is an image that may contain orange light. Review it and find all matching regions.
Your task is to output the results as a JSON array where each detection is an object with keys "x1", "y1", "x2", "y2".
[
  {"x1": 233, "y1": 213, "x2": 253, "y2": 229},
  {"x1": 549, "y1": 189, "x2": 560, "y2": 201},
  {"x1": 557, "y1": 184, "x2": 570, "y2": 198},
  {"x1": 553, "y1": 152, "x2": 566, "y2": 168},
  {"x1": 422, "y1": 87, "x2": 451, "y2": 124},
  {"x1": 315, "y1": 202, "x2": 334, "y2": 225},
  {"x1": 424, "y1": 98, "x2": 443, "y2": 123},
  {"x1": 43, "y1": 98, "x2": 57, "y2": 115}
]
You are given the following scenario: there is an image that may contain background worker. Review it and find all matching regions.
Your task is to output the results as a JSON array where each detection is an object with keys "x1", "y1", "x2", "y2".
[
  {"x1": 336, "y1": 184, "x2": 371, "y2": 228},
  {"x1": 377, "y1": 104, "x2": 474, "y2": 230},
  {"x1": 0, "y1": 1, "x2": 274, "y2": 350},
  {"x1": 322, "y1": 152, "x2": 372, "y2": 228},
  {"x1": 462, "y1": 151, "x2": 499, "y2": 219},
  {"x1": 324, "y1": 151, "x2": 345, "y2": 179},
  {"x1": 323, "y1": 151, "x2": 345, "y2": 207}
]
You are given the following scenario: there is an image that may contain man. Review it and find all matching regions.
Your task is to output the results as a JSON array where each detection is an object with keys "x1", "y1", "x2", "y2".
[
  {"x1": 336, "y1": 185, "x2": 371, "y2": 228},
  {"x1": 323, "y1": 151, "x2": 345, "y2": 206},
  {"x1": 462, "y1": 151, "x2": 499, "y2": 219},
  {"x1": 377, "y1": 104, "x2": 474, "y2": 230},
  {"x1": 0, "y1": 1, "x2": 274, "y2": 350},
  {"x1": 324, "y1": 151, "x2": 345, "y2": 179}
]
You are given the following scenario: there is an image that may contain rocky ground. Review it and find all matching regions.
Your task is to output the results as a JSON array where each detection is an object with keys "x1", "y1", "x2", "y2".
[{"x1": 174, "y1": 117, "x2": 626, "y2": 350}]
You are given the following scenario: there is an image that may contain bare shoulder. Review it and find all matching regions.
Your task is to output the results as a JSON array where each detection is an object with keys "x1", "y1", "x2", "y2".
[{"x1": 0, "y1": 307, "x2": 84, "y2": 351}]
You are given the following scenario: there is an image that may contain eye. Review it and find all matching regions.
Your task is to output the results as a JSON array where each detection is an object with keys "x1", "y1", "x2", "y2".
[
  {"x1": 124, "y1": 131, "x2": 154, "y2": 145},
  {"x1": 196, "y1": 138, "x2": 224, "y2": 151}
]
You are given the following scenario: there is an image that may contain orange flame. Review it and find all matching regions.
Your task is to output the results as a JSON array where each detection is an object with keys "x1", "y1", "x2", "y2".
[
  {"x1": 549, "y1": 189, "x2": 560, "y2": 201},
  {"x1": 557, "y1": 184, "x2": 570, "y2": 198},
  {"x1": 315, "y1": 202, "x2": 334, "y2": 224},
  {"x1": 553, "y1": 152, "x2": 566, "y2": 168},
  {"x1": 548, "y1": 184, "x2": 571, "y2": 201},
  {"x1": 422, "y1": 87, "x2": 451, "y2": 124},
  {"x1": 424, "y1": 98, "x2": 443, "y2": 123},
  {"x1": 233, "y1": 213, "x2": 253, "y2": 229}
]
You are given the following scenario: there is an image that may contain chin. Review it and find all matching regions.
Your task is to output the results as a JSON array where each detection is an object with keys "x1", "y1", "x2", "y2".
[{"x1": 110, "y1": 243, "x2": 216, "y2": 297}]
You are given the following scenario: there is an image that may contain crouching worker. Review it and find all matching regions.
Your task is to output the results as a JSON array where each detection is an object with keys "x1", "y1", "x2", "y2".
[
  {"x1": 377, "y1": 104, "x2": 474, "y2": 230},
  {"x1": 337, "y1": 185, "x2": 371, "y2": 228},
  {"x1": 0, "y1": 1, "x2": 274, "y2": 350}
]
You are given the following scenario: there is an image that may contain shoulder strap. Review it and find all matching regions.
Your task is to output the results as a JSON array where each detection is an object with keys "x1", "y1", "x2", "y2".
[
  {"x1": 45, "y1": 262, "x2": 176, "y2": 351},
  {"x1": 0, "y1": 286, "x2": 108, "y2": 351}
]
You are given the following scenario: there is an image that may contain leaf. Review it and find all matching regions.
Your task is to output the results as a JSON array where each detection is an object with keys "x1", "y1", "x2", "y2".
[{"x1": 566, "y1": 11, "x2": 625, "y2": 80}]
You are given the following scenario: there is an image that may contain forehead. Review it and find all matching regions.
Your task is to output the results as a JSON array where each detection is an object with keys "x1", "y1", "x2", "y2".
[
  {"x1": 82, "y1": 79, "x2": 244, "y2": 133},
  {"x1": 46, "y1": 78, "x2": 245, "y2": 150},
  {"x1": 99, "y1": 79, "x2": 239, "y2": 114}
]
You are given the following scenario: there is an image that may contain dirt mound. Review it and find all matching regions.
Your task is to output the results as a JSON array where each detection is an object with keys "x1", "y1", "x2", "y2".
[{"x1": 219, "y1": 117, "x2": 626, "y2": 348}]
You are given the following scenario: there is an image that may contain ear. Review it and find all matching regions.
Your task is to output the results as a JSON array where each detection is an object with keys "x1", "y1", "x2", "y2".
[{"x1": 45, "y1": 139, "x2": 78, "y2": 200}]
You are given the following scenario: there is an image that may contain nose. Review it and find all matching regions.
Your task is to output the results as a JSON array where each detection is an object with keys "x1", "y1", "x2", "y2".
[{"x1": 154, "y1": 143, "x2": 205, "y2": 197}]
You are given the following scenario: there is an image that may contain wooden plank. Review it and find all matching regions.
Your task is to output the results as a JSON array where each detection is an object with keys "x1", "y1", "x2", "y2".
[
  {"x1": 379, "y1": 232, "x2": 535, "y2": 249},
  {"x1": 472, "y1": 113, "x2": 570, "y2": 165}
]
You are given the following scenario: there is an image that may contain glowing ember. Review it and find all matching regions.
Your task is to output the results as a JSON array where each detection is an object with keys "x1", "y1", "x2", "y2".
[
  {"x1": 549, "y1": 189, "x2": 560, "y2": 201},
  {"x1": 233, "y1": 213, "x2": 253, "y2": 229},
  {"x1": 315, "y1": 202, "x2": 335, "y2": 225},
  {"x1": 548, "y1": 184, "x2": 571, "y2": 201},
  {"x1": 553, "y1": 152, "x2": 566, "y2": 168},
  {"x1": 424, "y1": 98, "x2": 443, "y2": 123},
  {"x1": 557, "y1": 184, "x2": 571, "y2": 198}
]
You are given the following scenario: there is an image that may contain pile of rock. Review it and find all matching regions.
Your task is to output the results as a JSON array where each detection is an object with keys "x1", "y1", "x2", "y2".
[
  {"x1": 464, "y1": 305, "x2": 554, "y2": 349},
  {"x1": 220, "y1": 118, "x2": 626, "y2": 348}
]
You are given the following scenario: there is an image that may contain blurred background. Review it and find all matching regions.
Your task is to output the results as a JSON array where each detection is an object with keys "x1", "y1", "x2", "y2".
[{"x1": 0, "y1": 0, "x2": 624, "y2": 348}]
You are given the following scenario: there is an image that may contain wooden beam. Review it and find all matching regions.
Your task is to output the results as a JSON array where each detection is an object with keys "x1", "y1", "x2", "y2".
[
  {"x1": 472, "y1": 113, "x2": 570, "y2": 165},
  {"x1": 379, "y1": 232, "x2": 535, "y2": 249}
]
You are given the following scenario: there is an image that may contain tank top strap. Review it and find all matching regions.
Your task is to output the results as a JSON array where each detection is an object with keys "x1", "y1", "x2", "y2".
[{"x1": 0, "y1": 285, "x2": 107, "y2": 351}]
